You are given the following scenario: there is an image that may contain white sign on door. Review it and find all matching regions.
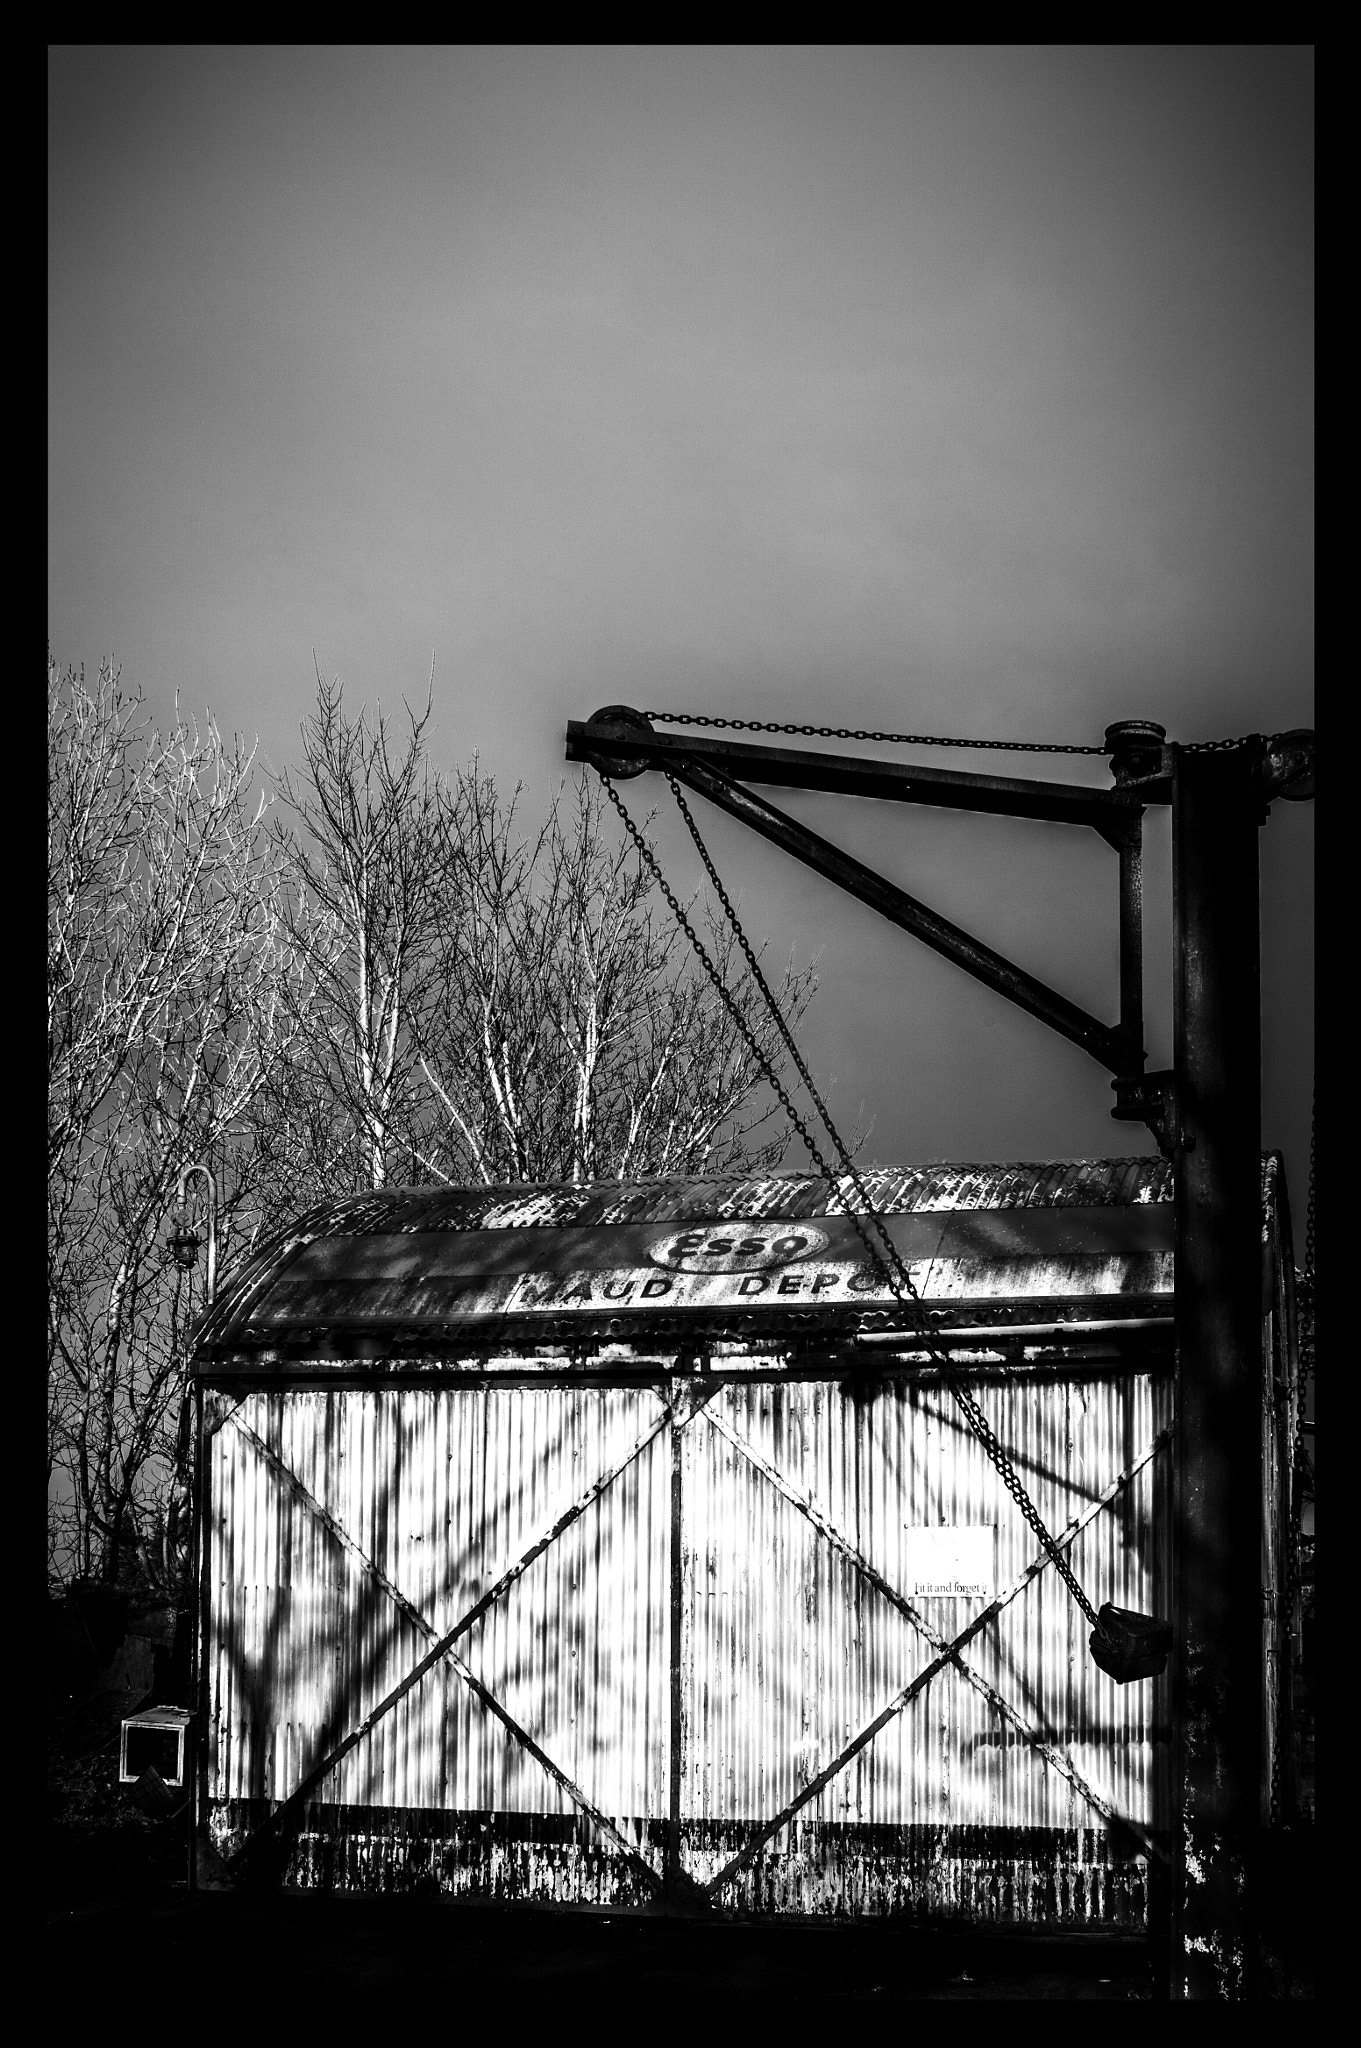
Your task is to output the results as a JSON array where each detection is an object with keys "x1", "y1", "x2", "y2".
[{"x1": 903, "y1": 1525, "x2": 996, "y2": 1600}]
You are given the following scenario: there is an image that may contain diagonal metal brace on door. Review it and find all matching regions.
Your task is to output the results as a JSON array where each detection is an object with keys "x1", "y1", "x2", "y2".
[
  {"x1": 705, "y1": 1407, "x2": 1171, "y2": 1866},
  {"x1": 700, "y1": 1423, "x2": 1173, "y2": 1900},
  {"x1": 221, "y1": 1393, "x2": 707, "y2": 1891}
]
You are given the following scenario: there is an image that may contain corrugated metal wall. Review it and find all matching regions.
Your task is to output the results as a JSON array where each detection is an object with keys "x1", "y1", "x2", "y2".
[
  {"x1": 205, "y1": 1370, "x2": 1171, "y2": 1921},
  {"x1": 207, "y1": 1386, "x2": 672, "y2": 1902},
  {"x1": 679, "y1": 1375, "x2": 1171, "y2": 1921}
]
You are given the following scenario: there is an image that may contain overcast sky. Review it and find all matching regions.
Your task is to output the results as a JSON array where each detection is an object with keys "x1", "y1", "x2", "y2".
[{"x1": 48, "y1": 45, "x2": 1313, "y2": 1195}]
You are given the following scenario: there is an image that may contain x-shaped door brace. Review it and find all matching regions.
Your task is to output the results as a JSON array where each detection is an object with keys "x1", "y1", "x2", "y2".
[
  {"x1": 218, "y1": 1386, "x2": 1170, "y2": 1893},
  {"x1": 700, "y1": 1408, "x2": 1171, "y2": 1890},
  {"x1": 220, "y1": 1388, "x2": 694, "y2": 1891}
]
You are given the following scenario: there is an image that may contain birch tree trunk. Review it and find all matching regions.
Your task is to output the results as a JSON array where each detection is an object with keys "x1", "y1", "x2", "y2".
[
  {"x1": 47, "y1": 656, "x2": 326, "y2": 1589},
  {"x1": 271, "y1": 665, "x2": 443, "y2": 1195},
  {"x1": 49, "y1": 655, "x2": 828, "y2": 1590},
  {"x1": 412, "y1": 772, "x2": 819, "y2": 1185}
]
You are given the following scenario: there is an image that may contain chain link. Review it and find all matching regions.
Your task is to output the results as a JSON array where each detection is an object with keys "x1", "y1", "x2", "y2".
[
  {"x1": 1269, "y1": 1097, "x2": 1315, "y2": 1828},
  {"x1": 644, "y1": 711, "x2": 1271, "y2": 757},
  {"x1": 643, "y1": 711, "x2": 1107, "y2": 754},
  {"x1": 600, "y1": 767, "x2": 1107, "y2": 1637},
  {"x1": 1306, "y1": 1116, "x2": 1316, "y2": 1283}
]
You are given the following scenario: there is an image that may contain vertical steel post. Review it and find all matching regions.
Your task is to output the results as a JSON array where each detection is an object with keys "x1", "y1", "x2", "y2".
[
  {"x1": 1118, "y1": 817, "x2": 1146, "y2": 1074},
  {"x1": 1171, "y1": 741, "x2": 1266, "y2": 1998}
]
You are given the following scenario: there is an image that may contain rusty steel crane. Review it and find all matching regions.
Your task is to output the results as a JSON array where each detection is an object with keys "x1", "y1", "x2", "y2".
[{"x1": 566, "y1": 704, "x2": 1314, "y2": 1999}]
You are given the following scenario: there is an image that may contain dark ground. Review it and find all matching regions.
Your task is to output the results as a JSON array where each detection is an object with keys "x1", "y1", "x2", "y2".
[
  {"x1": 47, "y1": 1685, "x2": 1312, "y2": 2009},
  {"x1": 49, "y1": 1876, "x2": 1164, "y2": 2009},
  {"x1": 44, "y1": 1673, "x2": 1160, "y2": 2007}
]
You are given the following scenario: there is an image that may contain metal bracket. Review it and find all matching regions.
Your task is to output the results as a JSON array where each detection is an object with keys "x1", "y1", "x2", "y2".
[{"x1": 1111, "y1": 1069, "x2": 1181, "y2": 1159}]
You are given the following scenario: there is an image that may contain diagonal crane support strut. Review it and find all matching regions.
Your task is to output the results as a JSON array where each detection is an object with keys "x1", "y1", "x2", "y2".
[{"x1": 670, "y1": 752, "x2": 1132, "y2": 1073}]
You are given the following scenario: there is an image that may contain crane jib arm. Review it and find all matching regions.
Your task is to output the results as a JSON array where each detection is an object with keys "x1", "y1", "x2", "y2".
[{"x1": 567, "y1": 706, "x2": 1140, "y2": 1080}]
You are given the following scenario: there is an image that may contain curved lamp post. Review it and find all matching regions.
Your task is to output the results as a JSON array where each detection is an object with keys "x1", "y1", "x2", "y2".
[{"x1": 167, "y1": 1163, "x2": 217, "y2": 1306}]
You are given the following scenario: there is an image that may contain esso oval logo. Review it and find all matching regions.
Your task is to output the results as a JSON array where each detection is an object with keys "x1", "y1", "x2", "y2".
[{"x1": 648, "y1": 1223, "x2": 830, "y2": 1274}]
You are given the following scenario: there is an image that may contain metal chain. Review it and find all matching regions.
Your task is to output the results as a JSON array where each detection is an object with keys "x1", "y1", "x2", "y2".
[
  {"x1": 1303, "y1": 1093, "x2": 1316, "y2": 1336},
  {"x1": 644, "y1": 711, "x2": 1269, "y2": 757},
  {"x1": 1268, "y1": 1097, "x2": 1315, "y2": 1827},
  {"x1": 600, "y1": 767, "x2": 1107, "y2": 1638},
  {"x1": 643, "y1": 712, "x2": 1107, "y2": 754}
]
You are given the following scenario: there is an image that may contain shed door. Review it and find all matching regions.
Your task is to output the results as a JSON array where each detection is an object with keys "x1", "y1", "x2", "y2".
[
  {"x1": 204, "y1": 1371, "x2": 1168, "y2": 1922},
  {"x1": 677, "y1": 1376, "x2": 1170, "y2": 1925},
  {"x1": 205, "y1": 1384, "x2": 673, "y2": 1902}
]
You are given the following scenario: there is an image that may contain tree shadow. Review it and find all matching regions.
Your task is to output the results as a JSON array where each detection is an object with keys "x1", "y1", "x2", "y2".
[
  {"x1": 206, "y1": 1370, "x2": 1171, "y2": 1910},
  {"x1": 207, "y1": 1384, "x2": 670, "y2": 1888}
]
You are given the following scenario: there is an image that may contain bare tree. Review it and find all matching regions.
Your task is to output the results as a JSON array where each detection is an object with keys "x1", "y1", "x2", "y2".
[
  {"x1": 272, "y1": 673, "x2": 819, "y2": 1193},
  {"x1": 47, "y1": 656, "x2": 825, "y2": 1588},
  {"x1": 271, "y1": 666, "x2": 443, "y2": 1193},
  {"x1": 412, "y1": 770, "x2": 818, "y2": 1185},
  {"x1": 47, "y1": 657, "x2": 323, "y2": 1589}
]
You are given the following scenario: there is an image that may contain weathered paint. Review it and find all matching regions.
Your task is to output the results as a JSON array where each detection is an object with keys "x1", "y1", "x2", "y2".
[
  {"x1": 195, "y1": 1161, "x2": 1174, "y2": 1359},
  {"x1": 193, "y1": 1156, "x2": 1291, "y2": 1928},
  {"x1": 204, "y1": 1370, "x2": 1171, "y2": 1921},
  {"x1": 209, "y1": 1387, "x2": 671, "y2": 1833},
  {"x1": 226, "y1": 1207, "x2": 1171, "y2": 1333},
  {"x1": 213, "y1": 1160, "x2": 1175, "y2": 1250},
  {"x1": 674, "y1": 1376, "x2": 1171, "y2": 1917}
]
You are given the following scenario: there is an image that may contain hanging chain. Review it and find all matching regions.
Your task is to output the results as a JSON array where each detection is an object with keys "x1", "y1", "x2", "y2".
[
  {"x1": 599, "y1": 767, "x2": 1107, "y2": 1638},
  {"x1": 644, "y1": 711, "x2": 1270, "y2": 757},
  {"x1": 1303, "y1": 1092, "x2": 1316, "y2": 1343},
  {"x1": 1269, "y1": 1098, "x2": 1315, "y2": 1827}
]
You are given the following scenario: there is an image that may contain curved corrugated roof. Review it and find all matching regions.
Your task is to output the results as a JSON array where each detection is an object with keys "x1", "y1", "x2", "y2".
[
  {"x1": 196, "y1": 1158, "x2": 1182, "y2": 1359},
  {"x1": 248, "y1": 1156, "x2": 1173, "y2": 1239}
]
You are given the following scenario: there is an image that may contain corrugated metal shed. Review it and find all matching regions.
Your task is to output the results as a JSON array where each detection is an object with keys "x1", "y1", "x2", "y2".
[{"x1": 192, "y1": 1157, "x2": 1291, "y2": 1931}]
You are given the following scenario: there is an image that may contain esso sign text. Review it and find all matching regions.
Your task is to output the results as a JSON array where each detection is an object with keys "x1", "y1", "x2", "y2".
[{"x1": 647, "y1": 1223, "x2": 830, "y2": 1274}]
